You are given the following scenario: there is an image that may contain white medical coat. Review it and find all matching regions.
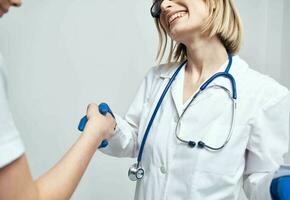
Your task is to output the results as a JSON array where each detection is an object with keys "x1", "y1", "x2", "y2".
[{"x1": 101, "y1": 55, "x2": 290, "y2": 200}]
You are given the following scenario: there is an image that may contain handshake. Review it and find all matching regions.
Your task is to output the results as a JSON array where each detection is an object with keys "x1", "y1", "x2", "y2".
[{"x1": 78, "y1": 103, "x2": 117, "y2": 148}]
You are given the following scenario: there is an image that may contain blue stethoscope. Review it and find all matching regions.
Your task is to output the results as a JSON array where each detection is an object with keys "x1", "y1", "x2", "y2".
[
  {"x1": 77, "y1": 52, "x2": 237, "y2": 181},
  {"x1": 128, "y1": 52, "x2": 237, "y2": 181}
]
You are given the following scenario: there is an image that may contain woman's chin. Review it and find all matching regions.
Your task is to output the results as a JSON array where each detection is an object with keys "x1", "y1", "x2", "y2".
[
  {"x1": 169, "y1": 24, "x2": 201, "y2": 43},
  {"x1": 169, "y1": 26, "x2": 189, "y2": 42}
]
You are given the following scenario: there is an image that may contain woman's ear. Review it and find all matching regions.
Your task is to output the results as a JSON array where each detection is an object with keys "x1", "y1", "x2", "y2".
[
  {"x1": 211, "y1": 0, "x2": 216, "y2": 11},
  {"x1": 206, "y1": 0, "x2": 216, "y2": 12}
]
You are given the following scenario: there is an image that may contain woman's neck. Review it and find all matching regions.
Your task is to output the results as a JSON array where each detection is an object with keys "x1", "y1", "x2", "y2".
[{"x1": 184, "y1": 35, "x2": 228, "y2": 83}]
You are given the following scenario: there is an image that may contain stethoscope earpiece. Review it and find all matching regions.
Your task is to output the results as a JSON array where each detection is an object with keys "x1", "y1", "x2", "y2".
[
  {"x1": 188, "y1": 141, "x2": 196, "y2": 148},
  {"x1": 197, "y1": 141, "x2": 205, "y2": 148},
  {"x1": 187, "y1": 141, "x2": 206, "y2": 149}
]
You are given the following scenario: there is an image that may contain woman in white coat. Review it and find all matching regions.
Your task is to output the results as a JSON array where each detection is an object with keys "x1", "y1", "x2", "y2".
[{"x1": 98, "y1": 0, "x2": 290, "y2": 199}]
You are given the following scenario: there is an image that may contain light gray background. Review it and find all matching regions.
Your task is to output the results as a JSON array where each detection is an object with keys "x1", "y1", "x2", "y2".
[{"x1": 0, "y1": 0, "x2": 289, "y2": 199}]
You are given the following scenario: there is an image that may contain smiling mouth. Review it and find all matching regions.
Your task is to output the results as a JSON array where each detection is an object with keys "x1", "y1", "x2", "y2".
[{"x1": 168, "y1": 11, "x2": 187, "y2": 26}]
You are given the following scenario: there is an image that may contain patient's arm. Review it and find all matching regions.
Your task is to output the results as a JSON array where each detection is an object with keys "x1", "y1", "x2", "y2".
[{"x1": 0, "y1": 103, "x2": 116, "y2": 200}]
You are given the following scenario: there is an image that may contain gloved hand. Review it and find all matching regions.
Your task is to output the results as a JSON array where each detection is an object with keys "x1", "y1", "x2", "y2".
[{"x1": 270, "y1": 175, "x2": 290, "y2": 200}]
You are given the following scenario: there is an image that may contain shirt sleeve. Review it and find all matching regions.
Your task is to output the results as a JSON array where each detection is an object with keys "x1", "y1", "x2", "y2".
[
  {"x1": 0, "y1": 54, "x2": 25, "y2": 168},
  {"x1": 243, "y1": 86, "x2": 290, "y2": 199},
  {"x1": 100, "y1": 67, "x2": 155, "y2": 158}
]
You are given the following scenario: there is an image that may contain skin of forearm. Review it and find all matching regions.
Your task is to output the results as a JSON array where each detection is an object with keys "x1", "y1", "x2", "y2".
[
  {"x1": 0, "y1": 104, "x2": 114, "y2": 200},
  {"x1": 35, "y1": 132, "x2": 103, "y2": 200},
  {"x1": 0, "y1": 156, "x2": 40, "y2": 200}
]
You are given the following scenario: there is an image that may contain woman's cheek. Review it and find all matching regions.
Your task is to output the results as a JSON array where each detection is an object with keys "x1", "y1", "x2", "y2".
[{"x1": 160, "y1": 16, "x2": 169, "y2": 29}]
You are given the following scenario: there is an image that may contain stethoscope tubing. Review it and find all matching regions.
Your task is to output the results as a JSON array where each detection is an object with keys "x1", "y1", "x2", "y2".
[
  {"x1": 137, "y1": 60, "x2": 187, "y2": 165},
  {"x1": 175, "y1": 85, "x2": 237, "y2": 151},
  {"x1": 134, "y1": 52, "x2": 236, "y2": 171}
]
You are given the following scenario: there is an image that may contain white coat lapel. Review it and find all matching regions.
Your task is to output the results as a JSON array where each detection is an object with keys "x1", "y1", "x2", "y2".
[
  {"x1": 159, "y1": 62, "x2": 185, "y2": 117},
  {"x1": 170, "y1": 68, "x2": 184, "y2": 117}
]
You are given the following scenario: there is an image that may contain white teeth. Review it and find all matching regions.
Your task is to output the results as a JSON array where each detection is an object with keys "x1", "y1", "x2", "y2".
[{"x1": 168, "y1": 11, "x2": 187, "y2": 25}]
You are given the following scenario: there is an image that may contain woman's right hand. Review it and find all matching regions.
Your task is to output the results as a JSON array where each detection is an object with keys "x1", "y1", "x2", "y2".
[{"x1": 83, "y1": 103, "x2": 117, "y2": 140}]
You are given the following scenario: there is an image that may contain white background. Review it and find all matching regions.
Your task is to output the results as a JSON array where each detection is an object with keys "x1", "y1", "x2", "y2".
[{"x1": 0, "y1": 0, "x2": 289, "y2": 199}]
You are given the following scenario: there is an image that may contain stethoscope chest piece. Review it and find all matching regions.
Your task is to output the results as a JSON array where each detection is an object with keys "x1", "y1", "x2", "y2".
[{"x1": 128, "y1": 163, "x2": 145, "y2": 181}]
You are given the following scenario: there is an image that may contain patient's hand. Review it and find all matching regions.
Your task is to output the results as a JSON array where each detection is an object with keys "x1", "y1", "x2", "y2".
[{"x1": 84, "y1": 103, "x2": 117, "y2": 140}]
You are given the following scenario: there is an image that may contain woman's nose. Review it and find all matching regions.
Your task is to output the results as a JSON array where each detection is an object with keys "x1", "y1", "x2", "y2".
[
  {"x1": 9, "y1": 0, "x2": 22, "y2": 7},
  {"x1": 160, "y1": 0, "x2": 173, "y2": 12}
]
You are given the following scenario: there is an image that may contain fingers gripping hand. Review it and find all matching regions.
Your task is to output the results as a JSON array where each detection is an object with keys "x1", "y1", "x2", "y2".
[
  {"x1": 85, "y1": 103, "x2": 117, "y2": 140},
  {"x1": 0, "y1": 0, "x2": 21, "y2": 16},
  {"x1": 0, "y1": 0, "x2": 10, "y2": 14}
]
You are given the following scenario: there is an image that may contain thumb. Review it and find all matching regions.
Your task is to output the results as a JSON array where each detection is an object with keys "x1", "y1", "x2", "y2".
[{"x1": 86, "y1": 103, "x2": 99, "y2": 119}]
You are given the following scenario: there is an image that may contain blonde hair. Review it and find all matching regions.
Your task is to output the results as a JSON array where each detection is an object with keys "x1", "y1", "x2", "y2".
[{"x1": 154, "y1": 0, "x2": 243, "y2": 64}]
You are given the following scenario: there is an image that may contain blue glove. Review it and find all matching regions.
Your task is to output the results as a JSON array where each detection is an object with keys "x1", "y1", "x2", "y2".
[
  {"x1": 270, "y1": 175, "x2": 290, "y2": 200},
  {"x1": 78, "y1": 103, "x2": 115, "y2": 148}
]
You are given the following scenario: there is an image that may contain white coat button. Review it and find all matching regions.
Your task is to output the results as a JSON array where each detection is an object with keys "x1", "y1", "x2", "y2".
[{"x1": 160, "y1": 166, "x2": 167, "y2": 174}]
